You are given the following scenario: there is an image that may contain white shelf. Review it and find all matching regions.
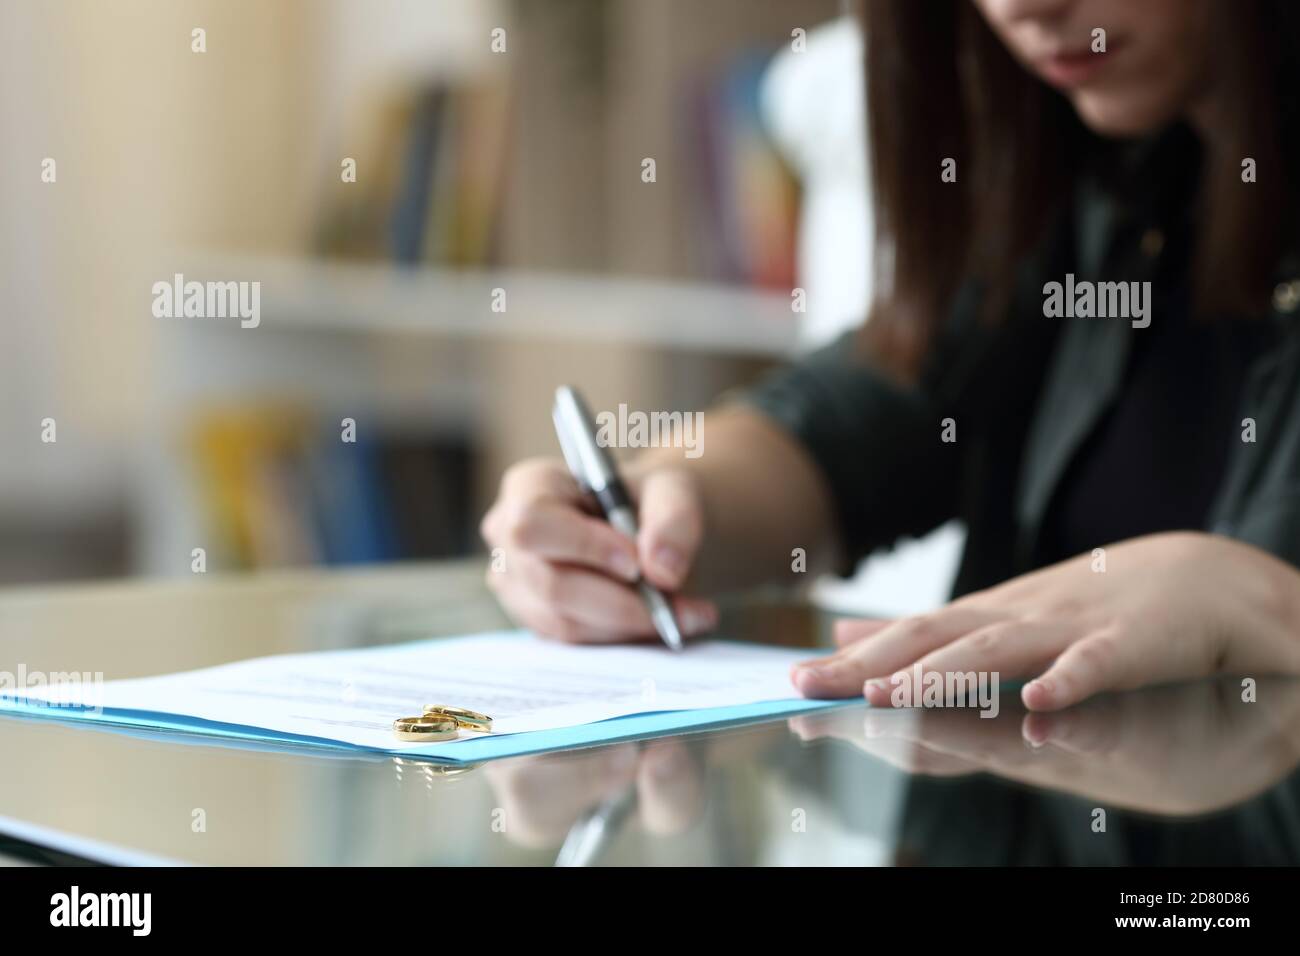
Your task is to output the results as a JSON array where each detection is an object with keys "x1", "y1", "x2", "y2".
[{"x1": 183, "y1": 254, "x2": 803, "y2": 357}]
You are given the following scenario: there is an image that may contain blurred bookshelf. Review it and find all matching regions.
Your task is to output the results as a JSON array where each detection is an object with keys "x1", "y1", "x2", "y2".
[
  {"x1": 183, "y1": 254, "x2": 800, "y2": 353},
  {"x1": 141, "y1": 257, "x2": 798, "y2": 576},
  {"x1": 127, "y1": 0, "x2": 839, "y2": 579}
]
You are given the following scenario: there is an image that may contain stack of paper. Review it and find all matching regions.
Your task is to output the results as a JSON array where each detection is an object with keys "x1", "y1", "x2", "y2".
[{"x1": 0, "y1": 633, "x2": 847, "y2": 763}]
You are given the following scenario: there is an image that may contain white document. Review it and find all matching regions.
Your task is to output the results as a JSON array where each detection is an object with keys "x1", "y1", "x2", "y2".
[{"x1": 18, "y1": 632, "x2": 816, "y2": 751}]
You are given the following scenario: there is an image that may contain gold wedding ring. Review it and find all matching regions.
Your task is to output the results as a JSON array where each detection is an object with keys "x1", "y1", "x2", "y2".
[
  {"x1": 393, "y1": 714, "x2": 459, "y2": 742},
  {"x1": 424, "y1": 704, "x2": 493, "y2": 734}
]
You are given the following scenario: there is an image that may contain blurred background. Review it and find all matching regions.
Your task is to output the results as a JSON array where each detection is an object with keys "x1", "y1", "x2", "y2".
[{"x1": 0, "y1": 0, "x2": 959, "y2": 612}]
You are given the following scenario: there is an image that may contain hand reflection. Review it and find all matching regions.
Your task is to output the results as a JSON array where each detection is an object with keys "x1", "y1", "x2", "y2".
[
  {"x1": 483, "y1": 738, "x2": 704, "y2": 848},
  {"x1": 789, "y1": 678, "x2": 1300, "y2": 816}
]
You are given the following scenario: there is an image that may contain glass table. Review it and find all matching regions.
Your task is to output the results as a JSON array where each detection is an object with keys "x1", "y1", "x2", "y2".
[{"x1": 1, "y1": 562, "x2": 1297, "y2": 866}]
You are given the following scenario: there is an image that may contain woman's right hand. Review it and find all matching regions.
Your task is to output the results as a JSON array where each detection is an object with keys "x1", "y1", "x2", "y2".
[{"x1": 479, "y1": 457, "x2": 719, "y2": 643}]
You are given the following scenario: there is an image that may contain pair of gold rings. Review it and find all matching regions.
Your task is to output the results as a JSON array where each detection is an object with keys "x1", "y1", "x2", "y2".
[
  {"x1": 392, "y1": 705, "x2": 493, "y2": 742},
  {"x1": 424, "y1": 704, "x2": 493, "y2": 734}
]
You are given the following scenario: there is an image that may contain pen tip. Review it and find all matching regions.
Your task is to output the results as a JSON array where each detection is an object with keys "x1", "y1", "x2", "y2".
[
  {"x1": 647, "y1": 591, "x2": 685, "y2": 651},
  {"x1": 664, "y1": 624, "x2": 684, "y2": 652}
]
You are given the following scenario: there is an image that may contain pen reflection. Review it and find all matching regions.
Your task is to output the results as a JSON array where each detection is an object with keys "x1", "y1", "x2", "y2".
[{"x1": 472, "y1": 678, "x2": 1300, "y2": 865}]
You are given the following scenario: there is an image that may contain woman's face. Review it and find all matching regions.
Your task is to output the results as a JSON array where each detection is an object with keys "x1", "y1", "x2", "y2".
[{"x1": 972, "y1": 0, "x2": 1216, "y2": 137}]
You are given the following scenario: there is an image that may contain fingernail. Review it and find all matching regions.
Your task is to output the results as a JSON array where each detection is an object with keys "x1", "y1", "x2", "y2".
[
  {"x1": 653, "y1": 545, "x2": 686, "y2": 579},
  {"x1": 1022, "y1": 679, "x2": 1054, "y2": 710},
  {"x1": 609, "y1": 549, "x2": 639, "y2": 581},
  {"x1": 794, "y1": 661, "x2": 828, "y2": 678},
  {"x1": 864, "y1": 678, "x2": 889, "y2": 701},
  {"x1": 791, "y1": 663, "x2": 824, "y2": 694},
  {"x1": 1022, "y1": 714, "x2": 1051, "y2": 747}
]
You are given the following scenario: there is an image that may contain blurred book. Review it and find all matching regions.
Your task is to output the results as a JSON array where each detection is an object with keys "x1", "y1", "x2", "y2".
[
  {"x1": 305, "y1": 427, "x2": 396, "y2": 565},
  {"x1": 426, "y1": 81, "x2": 511, "y2": 266},
  {"x1": 188, "y1": 406, "x2": 318, "y2": 568},
  {"x1": 377, "y1": 436, "x2": 474, "y2": 558},
  {"x1": 689, "y1": 51, "x2": 800, "y2": 290},
  {"x1": 313, "y1": 93, "x2": 413, "y2": 260},
  {"x1": 187, "y1": 406, "x2": 475, "y2": 570},
  {"x1": 315, "y1": 78, "x2": 511, "y2": 267},
  {"x1": 389, "y1": 88, "x2": 447, "y2": 264}
]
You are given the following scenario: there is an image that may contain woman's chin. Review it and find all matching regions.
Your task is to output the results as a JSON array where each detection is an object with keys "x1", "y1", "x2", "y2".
[{"x1": 1069, "y1": 90, "x2": 1180, "y2": 139}]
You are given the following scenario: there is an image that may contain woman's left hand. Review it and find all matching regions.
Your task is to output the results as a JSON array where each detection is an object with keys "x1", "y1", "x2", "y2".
[{"x1": 792, "y1": 531, "x2": 1300, "y2": 711}]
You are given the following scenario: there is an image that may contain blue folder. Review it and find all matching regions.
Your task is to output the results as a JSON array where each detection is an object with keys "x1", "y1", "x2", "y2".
[{"x1": 0, "y1": 690, "x2": 857, "y2": 765}]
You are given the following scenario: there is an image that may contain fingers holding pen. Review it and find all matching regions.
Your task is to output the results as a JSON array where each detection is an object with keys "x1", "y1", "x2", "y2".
[
  {"x1": 492, "y1": 555, "x2": 717, "y2": 643},
  {"x1": 634, "y1": 469, "x2": 705, "y2": 591},
  {"x1": 485, "y1": 496, "x2": 642, "y2": 581},
  {"x1": 482, "y1": 454, "x2": 715, "y2": 644}
]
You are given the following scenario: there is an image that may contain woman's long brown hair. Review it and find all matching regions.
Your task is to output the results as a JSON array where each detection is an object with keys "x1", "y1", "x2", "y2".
[{"x1": 861, "y1": 0, "x2": 1298, "y2": 379}]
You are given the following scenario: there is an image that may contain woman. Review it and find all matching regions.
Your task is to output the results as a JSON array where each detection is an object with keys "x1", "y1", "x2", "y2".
[{"x1": 480, "y1": 0, "x2": 1300, "y2": 712}]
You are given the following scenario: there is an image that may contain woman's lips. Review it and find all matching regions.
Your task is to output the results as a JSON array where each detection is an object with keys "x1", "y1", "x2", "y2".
[{"x1": 1035, "y1": 45, "x2": 1116, "y2": 88}]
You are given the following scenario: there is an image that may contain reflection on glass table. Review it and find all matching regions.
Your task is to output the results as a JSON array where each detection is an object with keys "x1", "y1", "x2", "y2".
[{"x1": 1, "y1": 562, "x2": 1297, "y2": 865}]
